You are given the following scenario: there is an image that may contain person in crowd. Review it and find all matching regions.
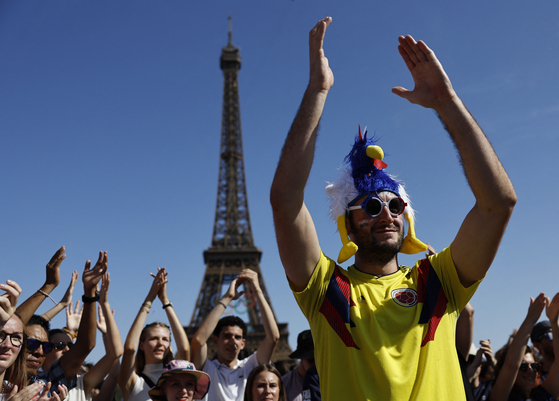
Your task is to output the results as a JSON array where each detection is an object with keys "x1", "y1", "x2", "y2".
[
  {"x1": 24, "y1": 315, "x2": 51, "y2": 378},
  {"x1": 191, "y1": 269, "x2": 279, "y2": 401},
  {"x1": 42, "y1": 328, "x2": 74, "y2": 372},
  {"x1": 53, "y1": 272, "x2": 122, "y2": 401},
  {"x1": 1, "y1": 280, "x2": 26, "y2": 395},
  {"x1": 269, "y1": 16, "x2": 516, "y2": 401},
  {"x1": 244, "y1": 364, "x2": 286, "y2": 401},
  {"x1": 489, "y1": 293, "x2": 559, "y2": 401},
  {"x1": 20, "y1": 251, "x2": 106, "y2": 398},
  {"x1": 148, "y1": 360, "x2": 210, "y2": 401},
  {"x1": 301, "y1": 366, "x2": 320, "y2": 401},
  {"x1": 273, "y1": 361, "x2": 293, "y2": 377},
  {"x1": 531, "y1": 320, "x2": 554, "y2": 381},
  {"x1": 457, "y1": 302, "x2": 476, "y2": 401},
  {"x1": 469, "y1": 340, "x2": 497, "y2": 401},
  {"x1": 119, "y1": 267, "x2": 189, "y2": 401},
  {"x1": 1, "y1": 279, "x2": 68, "y2": 401},
  {"x1": 282, "y1": 330, "x2": 315, "y2": 401}
]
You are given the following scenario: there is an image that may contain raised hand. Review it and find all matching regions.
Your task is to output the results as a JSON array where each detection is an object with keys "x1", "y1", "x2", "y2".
[
  {"x1": 45, "y1": 246, "x2": 66, "y2": 288},
  {"x1": 0, "y1": 280, "x2": 22, "y2": 327},
  {"x1": 147, "y1": 268, "x2": 168, "y2": 302},
  {"x1": 82, "y1": 251, "x2": 108, "y2": 294},
  {"x1": 223, "y1": 277, "x2": 244, "y2": 302},
  {"x1": 546, "y1": 292, "x2": 559, "y2": 324},
  {"x1": 97, "y1": 273, "x2": 115, "y2": 334},
  {"x1": 59, "y1": 271, "x2": 79, "y2": 308},
  {"x1": 526, "y1": 293, "x2": 547, "y2": 324},
  {"x1": 479, "y1": 339, "x2": 496, "y2": 366},
  {"x1": 391, "y1": 35, "x2": 455, "y2": 109},
  {"x1": 308, "y1": 17, "x2": 334, "y2": 93},
  {"x1": 156, "y1": 269, "x2": 170, "y2": 304},
  {"x1": 236, "y1": 269, "x2": 261, "y2": 293},
  {"x1": 66, "y1": 301, "x2": 83, "y2": 335}
]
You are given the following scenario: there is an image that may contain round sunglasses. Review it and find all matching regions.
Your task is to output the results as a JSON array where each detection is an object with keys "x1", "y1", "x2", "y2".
[{"x1": 348, "y1": 196, "x2": 406, "y2": 218}]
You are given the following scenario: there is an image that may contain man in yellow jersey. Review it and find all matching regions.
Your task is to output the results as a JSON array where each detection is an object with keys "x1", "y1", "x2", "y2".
[{"x1": 270, "y1": 17, "x2": 516, "y2": 401}]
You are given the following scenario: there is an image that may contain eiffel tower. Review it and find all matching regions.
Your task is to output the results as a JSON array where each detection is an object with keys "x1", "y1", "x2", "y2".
[{"x1": 186, "y1": 17, "x2": 292, "y2": 362}]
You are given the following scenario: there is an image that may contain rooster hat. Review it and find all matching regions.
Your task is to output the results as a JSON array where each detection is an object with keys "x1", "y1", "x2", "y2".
[{"x1": 325, "y1": 126, "x2": 428, "y2": 263}]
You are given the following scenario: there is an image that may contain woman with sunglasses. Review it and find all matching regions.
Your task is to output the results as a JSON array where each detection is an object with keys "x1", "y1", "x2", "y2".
[
  {"x1": 490, "y1": 293, "x2": 559, "y2": 401},
  {"x1": 119, "y1": 268, "x2": 189, "y2": 401}
]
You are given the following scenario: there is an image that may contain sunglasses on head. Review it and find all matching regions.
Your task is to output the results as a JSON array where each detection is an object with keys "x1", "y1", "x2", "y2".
[
  {"x1": 519, "y1": 362, "x2": 541, "y2": 373},
  {"x1": 0, "y1": 330, "x2": 26, "y2": 347},
  {"x1": 348, "y1": 195, "x2": 407, "y2": 218},
  {"x1": 540, "y1": 332, "x2": 553, "y2": 342},
  {"x1": 27, "y1": 338, "x2": 54, "y2": 354},
  {"x1": 52, "y1": 341, "x2": 73, "y2": 350}
]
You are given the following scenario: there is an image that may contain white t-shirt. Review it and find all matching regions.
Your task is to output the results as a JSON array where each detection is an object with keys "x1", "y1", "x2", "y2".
[
  {"x1": 128, "y1": 364, "x2": 163, "y2": 401},
  {"x1": 201, "y1": 352, "x2": 259, "y2": 401},
  {"x1": 66, "y1": 375, "x2": 92, "y2": 401}
]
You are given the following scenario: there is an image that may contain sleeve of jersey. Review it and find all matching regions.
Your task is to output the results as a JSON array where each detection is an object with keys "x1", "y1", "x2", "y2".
[
  {"x1": 425, "y1": 246, "x2": 482, "y2": 312},
  {"x1": 290, "y1": 252, "x2": 336, "y2": 321}
]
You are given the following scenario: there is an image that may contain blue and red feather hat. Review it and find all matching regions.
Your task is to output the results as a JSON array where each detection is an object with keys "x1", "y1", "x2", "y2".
[{"x1": 325, "y1": 125, "x2": 427, "y2": 263}]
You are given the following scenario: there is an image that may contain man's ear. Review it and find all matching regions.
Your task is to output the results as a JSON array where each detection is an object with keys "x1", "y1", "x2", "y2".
[
  {"x1": 212, "y1": 335, "x2": 218, "y2": 346},
  {"x1": 240, "y1": 338, "x2": 246, "y2": 350}
]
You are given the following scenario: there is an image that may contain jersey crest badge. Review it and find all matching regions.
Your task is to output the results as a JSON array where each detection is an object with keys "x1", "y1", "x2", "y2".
[{"x1": 391, "y1": 288, "x2": 418, "y2": 307}]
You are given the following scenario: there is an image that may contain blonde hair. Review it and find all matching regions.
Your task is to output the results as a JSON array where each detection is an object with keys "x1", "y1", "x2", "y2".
[{"x1": 135, "y1": 322, "x2": 174, "y2": 374}]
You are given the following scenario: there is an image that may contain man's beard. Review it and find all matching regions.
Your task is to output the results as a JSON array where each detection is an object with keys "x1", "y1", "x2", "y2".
[{"x1": 349, "y1": 217, "x2": 403, "y2": 264}]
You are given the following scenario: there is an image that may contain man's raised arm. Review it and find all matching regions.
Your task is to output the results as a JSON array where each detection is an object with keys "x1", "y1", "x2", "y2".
[
  {"x1": 59, "y1": 251, "x2": 107, "y2": 382},
  {"x1": 239, "y1": 269, "x2": 279, "y2": 364},
  {"x1": 392, "y1": 35, "x2": 516, "y2": 287},
  {"x1": 191, "y1": 276, "x2": 243, "y2": 369},
  {"x1": 270, "y1": 17, "x2": 333, "y2": 292}
]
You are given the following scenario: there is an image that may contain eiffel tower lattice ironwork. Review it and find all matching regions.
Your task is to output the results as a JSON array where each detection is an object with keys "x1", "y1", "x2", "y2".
[{"x1": 186, "y1": 18, "x2": 292, "y2": 362}]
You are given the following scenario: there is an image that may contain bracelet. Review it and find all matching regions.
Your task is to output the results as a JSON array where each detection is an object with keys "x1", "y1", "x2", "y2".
[
  {"x1": 218, "y1": 300, "x2": 228, "y2": 309},
  {"x1": 162, "y1": 302, "x2": 173, "y2": 309},
  {"x1": 142, "y1": 301, "x2": 152, "y2": 310},
  {"x1": 82, "y1": 291, "x2": 100, "y2": 303},
  {"x1": 37, "y1": 290, "x2": 57, "y2": 306}
]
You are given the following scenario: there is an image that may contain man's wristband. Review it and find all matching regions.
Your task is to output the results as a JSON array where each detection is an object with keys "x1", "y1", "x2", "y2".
[
  {"x1": 82, "y1": 291, "x2": 100, "y2": 303},
  {"x1": 218, "y1": 300, "x2": 228, "y2": 309},
  {"x1": 162, "y1": 302, "x2": 173, "y2": 309}
]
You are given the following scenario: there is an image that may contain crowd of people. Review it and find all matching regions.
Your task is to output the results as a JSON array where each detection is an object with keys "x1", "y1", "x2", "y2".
[
  {"x1": 1, "y1": 16, "x2": 558, "y2": 401},
  {"x1": 1, "y1": 248, "x2": 557, "y2": 401}
]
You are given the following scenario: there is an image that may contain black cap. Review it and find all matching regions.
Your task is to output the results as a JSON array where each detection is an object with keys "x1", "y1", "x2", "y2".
[
  {"x1": 531, "y1": 320, "x2": 551, "y2": 343},
  {"x1": 289, "y1": 330, "x2": 314, "y2": 360}
]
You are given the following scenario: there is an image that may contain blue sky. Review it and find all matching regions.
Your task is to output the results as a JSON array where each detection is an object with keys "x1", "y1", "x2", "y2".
[{"x1": 1, "y1": 1, "x2": 558, "y2": 363}]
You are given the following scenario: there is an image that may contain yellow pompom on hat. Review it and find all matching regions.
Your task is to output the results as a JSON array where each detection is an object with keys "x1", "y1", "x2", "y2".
[{"x1": 325, "y1": 126, "x2": 427, "y2": 263}]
